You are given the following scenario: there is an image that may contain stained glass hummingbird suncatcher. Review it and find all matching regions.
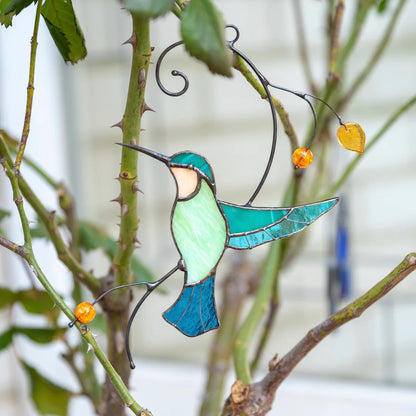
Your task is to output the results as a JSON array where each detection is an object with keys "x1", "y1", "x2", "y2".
[{"x1": 70, "y1": 25, "x2": 365, "y2": 369}]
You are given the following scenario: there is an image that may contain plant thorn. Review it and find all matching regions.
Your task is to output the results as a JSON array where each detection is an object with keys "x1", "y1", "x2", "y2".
[
  {"x1": 122, "y1": 31, "x2": 138, "y2": 51},
  {"x1": 141, "y1": 101, "x2": 155, "y2": 115},
  {"x1": 111, "y1": 120, "x2": 123, "y2": 130}
]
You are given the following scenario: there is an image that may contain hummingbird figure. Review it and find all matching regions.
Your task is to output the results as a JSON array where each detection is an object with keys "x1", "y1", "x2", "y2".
[{"x1": 121, "y1": 143, "x2": 338, "y2": 337}]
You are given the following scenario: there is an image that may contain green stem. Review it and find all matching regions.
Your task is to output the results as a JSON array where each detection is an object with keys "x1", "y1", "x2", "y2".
[
  {"x1": 103, "y1": 14, "x2": 151, "y2": 416},
  {"x1": 328, "y1": 0, "x2": 344, "y2": 77},
  {"x1": 14, "y1": 0, "x2": 43, "y2": 172},
  {"x1": 199, "y1": 255, "x2": 252, "y2": 416},
  {"x1": 0, "y1": 234, "x2": 149, "y2": 414},
  {"x1": 0, "y1": 157, "x2": 150, "y2": 415},
  {"x1": 233, "y1": 242, "x2": 282, "y2": 384},
  {"x1": 339, "y1": 0, "x2": 407, "y2": 109},
  {"x1": 334, "y1": 1, "x2": 372, "y2": 75},
  {"x1": 1, "y1": 130, "x2": 57, "y2": 187},
  {"x1": 83, "y1": 328, "x2": 152, "y2": 415},
  {"x1": 303, "y1": 1, "x2": 371, "y2": 147},
  {"x1": 233, "y1": 55, "x2": 299, "y2": 153},
  {"x1": 0, "y1": 157, "x2": 73, "y2": 318},
  {"x1": 175, "y1": 0, "x2": 187, "y2": 9},
  {"x1": 265, "y1": 253, "x2": 416, "y2": 390},
  {"x1": 323, "y1": 94, "x2": 416, "y2": 198},
  {"x1": 172, "y1": 4, "x2": 182, "y2": 18},
  {"x1": 292, "y1": 0, "x2": 317, "y2": 94},
  {"x1": 0, "y1": 133, "x2": 100, "y2": 293},
  {"x1": 222, "y1": 253, "x2": 416, "y2": 415},
  {"x1": 250, "y1": 277, "x2": 279, "y2": 374},
  {"x1": 233, "y1": 169, "x2": 301, "y2": 384}
]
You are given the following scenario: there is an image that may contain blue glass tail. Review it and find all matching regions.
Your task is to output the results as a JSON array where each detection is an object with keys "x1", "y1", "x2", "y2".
[{"x1": 163, "y1": 274, "x2": 219, "y2": 336}]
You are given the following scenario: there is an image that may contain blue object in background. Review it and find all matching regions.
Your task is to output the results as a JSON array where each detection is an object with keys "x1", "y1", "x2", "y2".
[{"x1": 328, "y1": 196, "x2": 351, "y2": 314}]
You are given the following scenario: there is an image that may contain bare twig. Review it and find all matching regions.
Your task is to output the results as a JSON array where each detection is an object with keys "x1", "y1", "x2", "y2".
[
  {"x1": 335, "y1": 1, "x2": 372, "y2": 75},
  {"x1": 328, "y1": 0, "x2": 344, "y2": 79},
  {"x1": 339, "y1": 0, "x2": 407, "y2": 109},
  {"x1": 292, "y1": 0, "x2": 317, "y2": 94},
  {"x1": 0, "y1": 235, "x2": 28, "y2": 258},
  {"x1": 222, "y1": 253, "x2": 416, "y2": 416}
]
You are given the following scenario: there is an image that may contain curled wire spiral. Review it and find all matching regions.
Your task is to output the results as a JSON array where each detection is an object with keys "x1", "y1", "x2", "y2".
[{"x1": 155, "y1": 41, "x2": 189, "y2": 97}]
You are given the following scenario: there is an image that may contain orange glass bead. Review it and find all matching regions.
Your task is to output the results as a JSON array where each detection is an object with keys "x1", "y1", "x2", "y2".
[
  {"x1": 75, "y1": 302, "x2": 96, "y2": 323},
  {"x1": 292, "y1": 147, "x2": 313, "y2": 168},
  {"x1": 336, "y1": 122, "x2": 365, "y2": 153}
]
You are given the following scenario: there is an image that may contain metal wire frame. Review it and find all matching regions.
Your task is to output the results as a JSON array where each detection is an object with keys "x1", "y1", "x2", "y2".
[
  {"x1": 155, "y1": 24, "x2": 346, "y2": 205},
  {"x1": 69, "y1": 24, "x2": 347, "y2": 370}
]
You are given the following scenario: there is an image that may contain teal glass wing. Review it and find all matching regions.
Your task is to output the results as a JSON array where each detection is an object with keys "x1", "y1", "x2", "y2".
[{"x1": 220, "y1": 198, "x2": 338, "y2": 249}]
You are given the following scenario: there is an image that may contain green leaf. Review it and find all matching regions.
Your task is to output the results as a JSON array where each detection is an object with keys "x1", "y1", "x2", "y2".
[
  {"x1": 0, "y1": 209, "x2": 11, "y2": 236},
  {"x1": 0, "y1": 209, "x2": 11, "y2": 221},
  {"x1": 41, "y1": 0, "x2": 87, "y2": 64},
  {"x1": 0, "y1": 329, "x2": 14, "y2": 351},
  {"x1": 79, "y1": 222, "x2": 155, "y2": 283},
  {"x1": 23, "y1": 361, "x2": 71, "y2": 416},
  {"x1": 87, "y1": 313, "x2": 107, "y2": 333},
  {"x1": 16, "y1": 288, "x2": 58, "y2": 318},
  {"x1": 0, "y1": 326, "x2": 66, "y2": 351},
  {"x1": 0, "y1": 287, "x2": 16, "y2": 309},
  {"x1": 377, "y1": 0, "x2": 390, "y2": 13},
  {"x1": 14, "y1": 326, "x2": 67, "y2": 343},
  {"x1": 180, "y1": 0, "x2": 232, "y2": 77},
  {"x1": 30, "y1": 220, "x2": 49, "y2": 239},
  {"x1": 0, "y1": 287, "x2": 59, "y2": 321},
  {"x1": 0, "y1": 0, "x2": 34, "y2": 27},
  {"x1": 79, "y1": 221, "x2": 115, "y2": 253},
  {"x1": 123, "y1": 0, "x2": 176, "y2": 18}
]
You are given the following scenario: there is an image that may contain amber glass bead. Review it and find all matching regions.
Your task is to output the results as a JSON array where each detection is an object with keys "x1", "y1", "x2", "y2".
[
  {"x1": 75, "y1": 302, "x2": 96, "y2": 323},
  {"x1": 336, "y1": 122, "x2": 365, "y2": 153},
  {"x1": 292, "y1": 147, "x2": 313, "y2": 168}
]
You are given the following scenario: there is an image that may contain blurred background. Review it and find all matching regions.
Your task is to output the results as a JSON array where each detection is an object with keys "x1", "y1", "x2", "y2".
[{"x1": 1, "y1": 0, "x2": 416, "y2": 414}]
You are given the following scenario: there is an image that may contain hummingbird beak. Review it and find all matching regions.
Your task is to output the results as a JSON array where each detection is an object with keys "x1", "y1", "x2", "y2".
[{"x1": 117, "y1": 143, "x2": 171, "y2": 165}]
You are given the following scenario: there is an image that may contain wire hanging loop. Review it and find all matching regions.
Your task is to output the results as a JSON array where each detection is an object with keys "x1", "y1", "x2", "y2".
[
  {"x1": 154, "y1": 24, "x2": 346, "y2": 203},
  {"x1": 154, "y1": 24, "x2": 277, "y2": 206},
  {"x1": 155, "y1": 40, "x2": 189, "y2": 96},
  {"x1": 266, "y1": 81, "x2": 346, "y2": 148},
  {"x1": 224, "y1": 25, "x2": 278, "y2": 206}
]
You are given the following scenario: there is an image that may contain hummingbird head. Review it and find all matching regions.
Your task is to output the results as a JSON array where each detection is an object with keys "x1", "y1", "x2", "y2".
[{"x1": 119, "y1": 143, "x2": 215, "y2": 199}]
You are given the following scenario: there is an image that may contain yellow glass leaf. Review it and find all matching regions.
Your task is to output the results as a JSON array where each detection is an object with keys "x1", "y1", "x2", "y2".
[{"x1": 336, "y1": 122, "x2": 365, "y2": 154}]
